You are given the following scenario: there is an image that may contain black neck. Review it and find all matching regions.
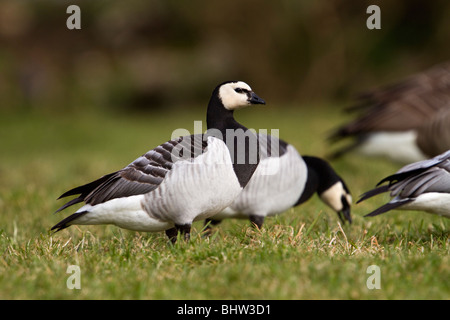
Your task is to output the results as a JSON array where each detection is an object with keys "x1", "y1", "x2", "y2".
[
  {"x1": 205, "y1": 87, "x2": 259, "y2": 188},
  {"x1": 294, "y1": 156, "x2": 339, "y2": 206},
  {"x1": 206, "y1": 94, "x2": 247, "y2": 132}
]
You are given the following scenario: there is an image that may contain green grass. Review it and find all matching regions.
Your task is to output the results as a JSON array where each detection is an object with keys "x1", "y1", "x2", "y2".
[{"x1": 0, "y1": 105, "x2": 448, "y2": 300}]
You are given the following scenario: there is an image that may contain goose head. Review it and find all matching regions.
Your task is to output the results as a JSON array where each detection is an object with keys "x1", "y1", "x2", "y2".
[
  {"x1": 319, "y1": 180, "x2": 353, "y2": 224},
  {"x1": 207, "y1": 81, "x2": 266, "y2": 131},
  {"x1": 217, "y1": 81, "x2": 266, "y2": 110},
  {"x1": 300, "y1": 156, "x2": 353, "y2": 224}
]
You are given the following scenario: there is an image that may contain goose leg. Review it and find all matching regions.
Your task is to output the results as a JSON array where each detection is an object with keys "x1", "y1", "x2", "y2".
[
  {"x1": 165, "y1": 224, "x2": 192, "y2": 243},
  {"x1": 165, "y1": 227, "x2": 178, "y2": 244},
  {"x1": 249, "y1": 215, "x2": 264, "y2": 229},
  {"x1": 177, "y1": 223, "x2": 191, "y2": 241},
  {"x1": 203, "y1": 218, "x2": 223, "y2": 236}
]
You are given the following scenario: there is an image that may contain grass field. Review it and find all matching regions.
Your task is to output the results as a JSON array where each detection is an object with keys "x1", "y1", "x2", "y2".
[{"x1": 0, "y1": 105, "x2": 448, "y2": 300}]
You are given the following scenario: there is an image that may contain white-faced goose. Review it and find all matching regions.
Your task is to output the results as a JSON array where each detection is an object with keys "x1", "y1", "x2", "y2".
[
  {"x1": 329, "y1": 61, "x2": 450, "y2": 163},
  {"x1": 52, "y1": 81, "x2": 266, "y2": 242},
  {"x1": 205, "y1": 134, "x2": 352, "y2": 230},
  {"x1": 358, "y1": 150, "x2": 450, "y2": 218}
]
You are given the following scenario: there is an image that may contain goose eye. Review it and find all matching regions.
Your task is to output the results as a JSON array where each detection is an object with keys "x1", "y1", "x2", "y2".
[{"x1": 234, "y1": 88, "x2": 243, "y2": 93}]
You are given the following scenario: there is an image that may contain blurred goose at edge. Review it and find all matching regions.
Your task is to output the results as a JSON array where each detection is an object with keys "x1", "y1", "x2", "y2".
[
  {"x1": 205, "y1": 134, "x2": 352, "y2": 231},
  {"x1": 358, "y1": 150, "x2": 450, "y2": 219},
  {"x1": 329, "y1": 61, "x2": 450, "y2": 164}
]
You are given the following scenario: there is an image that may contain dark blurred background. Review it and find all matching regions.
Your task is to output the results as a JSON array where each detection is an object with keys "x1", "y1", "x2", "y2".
[{"x1": 0, "y1": 0, "x2": 449, "y2": 113}]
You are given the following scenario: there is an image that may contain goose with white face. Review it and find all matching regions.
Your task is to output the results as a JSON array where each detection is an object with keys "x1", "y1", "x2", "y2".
[
  {"x1": 52, "y1": 80, "x2": 266, "y2": 243},
  {"x1": 219, "y1": 81, "x2": 266, "y2": 110},
  {"x1": 319, "y1": 181, "x2": 353, "y2": 223}
]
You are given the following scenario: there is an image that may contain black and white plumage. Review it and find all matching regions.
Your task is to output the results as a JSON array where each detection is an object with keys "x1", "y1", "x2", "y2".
[
  {"x1": 329, "y1": 61, "x2": 450, "y2": 163},
  {"x1": 358, "y1": 150, "x2": 450, "y2": 218},
  {"x1": 205, "y1": 135, "x2": 352, "y2": 230},
  {"x1": 52, "y1": 81, "x2": 266, "y2": 241}
]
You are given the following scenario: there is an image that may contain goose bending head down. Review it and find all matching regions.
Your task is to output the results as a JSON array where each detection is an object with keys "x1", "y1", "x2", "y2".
[
  {"x1": 358, "y1": 150, "x2": 450, "y2": 218},
  {"x1": 52, "y1": 81, "x2": 266, "y2": 242},
  {"x1": 205, "y1": 135, "x2": 352, "y2": 230}
]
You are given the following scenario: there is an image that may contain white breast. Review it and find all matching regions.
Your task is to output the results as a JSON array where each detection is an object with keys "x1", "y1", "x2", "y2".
[
  {"x1": 142, "y1": 136, "x2": 242, "y2": 225},
  {"x1": 216, "y1": 145, "x2": 307, "y2": 219}
]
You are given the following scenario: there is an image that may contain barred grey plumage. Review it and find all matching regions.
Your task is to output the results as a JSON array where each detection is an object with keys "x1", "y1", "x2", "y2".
[
  {"x1": 359, "y1": 150, "x2": 450, "y2": 218},
  {"x1": 52, "y1": 81, "x2": 266, "y2": 242}
]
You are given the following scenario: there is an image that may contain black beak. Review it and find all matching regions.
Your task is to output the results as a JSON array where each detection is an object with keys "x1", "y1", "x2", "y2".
[
  {"x1": 248, "y1": 92, "x2": 266, "y2": 105},
  {"x1": 338, "y1": 196, "x2": 352, "y2": 224}
]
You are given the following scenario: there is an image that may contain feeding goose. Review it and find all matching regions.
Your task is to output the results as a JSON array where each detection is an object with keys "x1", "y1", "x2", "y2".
[
  {"x1": 329, "y1": 61, "x2": 450, "y2": 163},
  {"x1": 358, "y1": 150, "x2": 450, "y2": 219},
  {"x1": 52, "y1": 81, "x2": 266, "y2": 242},
  {"x1": 204, "y1": 134, "x2": 352, "y2": 231}
]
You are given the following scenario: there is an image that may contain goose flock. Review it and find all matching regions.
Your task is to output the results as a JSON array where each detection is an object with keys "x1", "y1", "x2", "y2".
[{"x1": 53, "y1": 65, "x2": 450, "y2": 241}]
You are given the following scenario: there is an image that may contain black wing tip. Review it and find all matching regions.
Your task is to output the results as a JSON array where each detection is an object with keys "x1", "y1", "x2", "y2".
[
  {"x1": 50, "y1": 224, "x2": 69, "y2": 233},
  {"x1": 364, "y1": 209, "x2": 385, "y2": 218},
  {"x1": 364, "y1": 206, "x2": 392, "y2": 218},
  {"x1": 50, "y1": 219, "x2": 70, "y2": 232},
  {"x1": 57, "y1": 185, "x2": 86, "y2": 200},
  {"x1": 51, "y1": 211, "x2": 88, "y2": 233},
  {"x1": 57, "y1": 191, "x2": 73, "y2": 200},
  {"x1": 364, "y1": 199, "x2": 413, "y2": 217},
  {"x1": 56, "y1": 172, "x2": 118, "y2": 200},
  {"x1": 54, "y1": 197, "x2": 84, "y2": 214},
  {"x1": 364, "y1": 206, "x2": 393, "y2": 218},
  {"x1": 375, "y1": 174, "x2": 397, "y2": 187},
  {"x1": 357, "y1": 185, "x2": 390, "y2": 204}
]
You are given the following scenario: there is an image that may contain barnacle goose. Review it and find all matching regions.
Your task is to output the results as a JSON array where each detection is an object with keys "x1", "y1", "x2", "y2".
[
  {"x1": 329, "y1": 61, "x2": 450, "y2": 163},
  {"x1": 52, "y1": 81, "x2": 266, "y2": 242},
  {"x1": 358, "y1": 150, "x2": 450, "y2": 218},
  {"x1": 205, "y1": 134, "x2": 352, "y2": 230}
]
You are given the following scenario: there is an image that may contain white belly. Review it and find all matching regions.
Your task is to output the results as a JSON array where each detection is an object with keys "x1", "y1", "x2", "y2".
[
  {"x1": 356, "y1": 131, "x2": 427, "y2": 163},
  {"x1": 400, "y1": 193, "x2": 450, "y2": 218},
  {"x1": 74, "y1": 195, "x2": 173, "y2": 232}
]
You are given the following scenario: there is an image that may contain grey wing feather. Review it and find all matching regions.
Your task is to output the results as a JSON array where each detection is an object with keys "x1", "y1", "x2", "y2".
[
  {"x1": 388, "y1": 158, "x2": 450, "y2": 199},
  {"x1": 391, "y1": 168, "x2": 444, "y2": 197},
  {"x1": 361, "y1": 154, "x2": 450, "y2": 212},
  {"x1": 56, "y1": 134, "x2": 208, "y2": 211},
  {"x1": 396, "y1": 150, "x2": 450, "y2": 174},
  {"x1": 362, "y1": 151, "x2": 450, "y2": 218}
]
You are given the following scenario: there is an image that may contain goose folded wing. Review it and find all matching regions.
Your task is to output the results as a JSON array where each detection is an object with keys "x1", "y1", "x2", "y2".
[
  {"x1": 396, "y1": 150, "x2": 450, "y2": 174},
  {"x1": 389, "y1": 162, "x2": 450, "y2": 199},
  {"x1": 56, "y1": 134, "x2": 208, "y2": 212},
  {"x1": 375, "y1": 150, "x2": 450, "y2": 188}
]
